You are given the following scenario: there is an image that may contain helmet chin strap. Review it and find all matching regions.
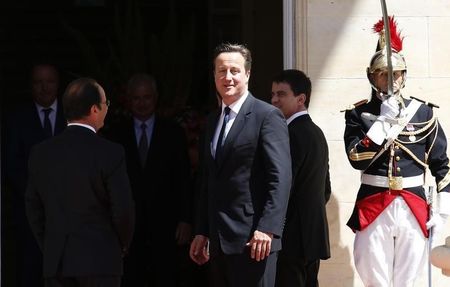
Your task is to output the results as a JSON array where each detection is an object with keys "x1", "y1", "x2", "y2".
[
  {"x1": 370, "y1": 83, "x2": 399, "y2": 101},
  {"x1": 377, "y1": 91, "x2": 389, "y2": 101},
  {"x1": 377, "y1": 90, "x2": 400, "y2": 101}
]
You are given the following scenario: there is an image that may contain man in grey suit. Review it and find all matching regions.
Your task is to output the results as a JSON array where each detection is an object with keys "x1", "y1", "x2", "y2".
[
  {"x1": 271, "y1": 69, "x2": 331, "y2": 287},
  {"x1": 189, "y1": 43, "x2": 292, "y2": 287},
  {"x1": 25, "y1": 78, "x2": 135, "y2": 287}
]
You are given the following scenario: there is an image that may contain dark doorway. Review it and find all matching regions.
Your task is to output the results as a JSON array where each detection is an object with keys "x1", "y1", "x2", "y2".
[
  {"x1": 1, "y1": 0, "x2": 282, "y2": 285},
  {"x1": 1, "y1": 0, "x2": 282, "y2": 113}
]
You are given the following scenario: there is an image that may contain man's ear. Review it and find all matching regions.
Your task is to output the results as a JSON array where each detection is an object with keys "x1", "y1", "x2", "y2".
[
  {"x1": 90, "y1": 104, "x2": 99, "y2": 115},
  {"x1": 298, "y1": 94, "x2": 306, "y2": 105}
]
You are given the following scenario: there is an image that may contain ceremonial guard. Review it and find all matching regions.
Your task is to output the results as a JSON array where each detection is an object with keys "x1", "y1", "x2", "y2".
[{"x1": 343, "y1": 16, "x2": 450, "y2": 286}]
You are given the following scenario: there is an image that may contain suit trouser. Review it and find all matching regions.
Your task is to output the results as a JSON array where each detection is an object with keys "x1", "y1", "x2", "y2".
[
  {"x1": 45, "y1": 276, "x2": 121, "y2": 287},
  {"x1": 121, "y1": 238, "x2": 146, "y2": 287},
  {"x1": 209, "y1": 248, "x2": 278, "y2": 287},
  {"x1": 275, "y1": 255, "x2": 320, "y2": 287},
  {"x1": 354, "y1": 197, "x2": 427, "y2": 287},
  {"x1": 14, "y1": 200, "x2": 43, "y2": 287}
]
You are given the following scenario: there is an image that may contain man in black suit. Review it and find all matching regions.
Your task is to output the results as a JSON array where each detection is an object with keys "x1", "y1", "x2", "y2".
[
  {"x1": 271, "y1": 69, "x2": 331, "y2": 287},
  {"x1": 189, "y1": 43, "x2": 292, "y2": 287},
  {"x1": 103, "y1": 73, "x2": 192, "y2": 287},
  {"x1": 25, "y1": 78, "x2": 135, "y2": 287},
  {"x1": 4, "y1": 63, "x2": 66, "y2": 287}
]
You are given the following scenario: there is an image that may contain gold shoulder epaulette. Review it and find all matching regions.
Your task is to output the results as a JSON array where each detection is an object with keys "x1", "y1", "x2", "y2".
[
  {"x1": 340, "y1": 99, "x2": 368, "y2": 112},
  {"x1": 410, "y1": 96, "x2": 440, "y2": 109}
]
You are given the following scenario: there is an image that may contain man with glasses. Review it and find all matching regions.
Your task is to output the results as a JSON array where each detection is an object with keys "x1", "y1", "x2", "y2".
[{"x1": 26, "y1": 77, "x2": 135, "y2": 287}]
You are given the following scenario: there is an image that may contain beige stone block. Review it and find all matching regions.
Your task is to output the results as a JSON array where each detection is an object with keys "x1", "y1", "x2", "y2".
[
  {"x1": 429, "y1": 17, "x2": 450, "y2": 77},
  {"x1": 326, "y1": 200, "x2": 357, "y2": 258},
  {"x1": 396, "y1": 17, "x2": 429, "y2": 77},
  {"x1": 308, "y1": 79, "x2": 370, "y2": 141},
  {"x1": 307, "y1": 16, "x2": 375, "y2": 78},
  {"x1": 308, "y1": 0, "x2": 450, "y2": 17},
  {"x1": 319, "y1": 263, "x2": 364, "y2": 287},
  {"x1": 327, "y1": 141, "x2": 361, "y2": 203},
  {"x1": 308, "y1": 0, "x2": 363, "y2": 17}
]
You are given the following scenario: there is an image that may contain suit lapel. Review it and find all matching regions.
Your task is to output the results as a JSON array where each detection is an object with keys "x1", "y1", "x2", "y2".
[
  {"x1": 205, "y1": 109, "x2": 221, "y2": 162},
  {"x1": 124, "y1": 118, "x2": 142, "y2": 167},
  {"x1": 27, "y1": 104, "x2": 49, "y2": 142},
  {"x1": 216, "y1": 94, "x2": 254, "y2": 167},
  {"x1": 145, "y1": 118, "x2": 159, "y2": 168},
  {"x1": 54, "y1": 101, "x2": 67, "y2": 134}
]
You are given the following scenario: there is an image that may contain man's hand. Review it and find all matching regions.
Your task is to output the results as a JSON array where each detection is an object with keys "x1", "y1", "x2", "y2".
[
  {"x1": 189, "y1": 235, "x2": 210, "y2": 265},
  {"x1": 246, "y1": 230, "x2": 273, "y2": 262}
]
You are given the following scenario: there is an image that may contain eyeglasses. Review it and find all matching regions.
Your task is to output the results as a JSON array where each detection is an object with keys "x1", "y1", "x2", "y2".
[{"x1": 101, "y1": 99, "x2": 111, "y2": 107}]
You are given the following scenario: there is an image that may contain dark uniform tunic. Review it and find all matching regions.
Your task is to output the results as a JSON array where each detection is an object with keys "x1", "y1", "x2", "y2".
[{"x1": 344, "y1": 96, "x2": 450, "y2": 237}]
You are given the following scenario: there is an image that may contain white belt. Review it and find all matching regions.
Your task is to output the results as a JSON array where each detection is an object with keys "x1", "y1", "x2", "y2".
[{"x1": 361, "y1": 174, "x2": 424, "y2": 189}]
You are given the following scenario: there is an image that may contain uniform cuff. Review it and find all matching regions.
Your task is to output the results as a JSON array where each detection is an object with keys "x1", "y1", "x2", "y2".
[
  {"x1": 366, "y1": 121, "x2": 388, "y2": 146},
  {"x1": 437, "y1": 192, "x2": 450, "y2": 215}
]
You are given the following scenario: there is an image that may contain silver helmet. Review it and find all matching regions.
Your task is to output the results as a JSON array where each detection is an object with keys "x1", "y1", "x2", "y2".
[
  {"x1": 367, "y1": 16, "x2": 407, "y2": 93},
  {"x1": 366, "y1": 49, "x2": 407, "y2": 91},
  {"x1": 367, "y1": 49, "x2": 407, "y2": 74}
]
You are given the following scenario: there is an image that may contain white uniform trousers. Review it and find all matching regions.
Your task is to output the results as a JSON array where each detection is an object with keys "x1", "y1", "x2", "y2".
[{"x1": 354, "y1": 196, "x2": 427, "y2": 287}]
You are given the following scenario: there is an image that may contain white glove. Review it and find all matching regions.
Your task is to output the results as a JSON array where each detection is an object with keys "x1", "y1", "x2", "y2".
[
  {"x1": 426, "y1": 213, "x2": 448, "y2": 234},
  {"x1": 380, "y1": 96, "x2": 400, "y2": 119},
  {"x1": 366, "y1": 97, "x2": 400, "y2": 145},
  {"x1": 427, "y1": 192, "x2": 450, "y2": 234},
  {"x1": 366, "y1": 121, "x2": 389, "y2": 145}
]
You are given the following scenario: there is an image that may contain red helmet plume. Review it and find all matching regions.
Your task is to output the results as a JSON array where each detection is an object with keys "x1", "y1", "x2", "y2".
[{"x1": 373, "y1": 16, "x2": 404, "y2": 53}]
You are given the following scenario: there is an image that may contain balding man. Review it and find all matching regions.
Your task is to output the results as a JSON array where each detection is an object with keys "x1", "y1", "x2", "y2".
[{"x1": 25, "y1": 78, "x2": 135, "y2": 287}]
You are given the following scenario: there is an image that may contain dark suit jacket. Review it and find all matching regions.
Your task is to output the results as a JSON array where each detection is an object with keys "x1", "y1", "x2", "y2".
[
  {"x1": 25, "y1": 125, "x2": 135, "y2": 277},
  {"x1": 5, "y1": 100, "x2": 66, "y2": 198},
  {"x1": 3, "y1": 99, "x2": 67, "y2": 283},
  {"x1": 281, "y1": 114, "x2": 331, "y2": 260},
  {"x1": 104, "y1": 116, "x2": 191, "y2": 249},
  {"x1": 196, "y1": 93, "x2": 292, "y2": 256}
]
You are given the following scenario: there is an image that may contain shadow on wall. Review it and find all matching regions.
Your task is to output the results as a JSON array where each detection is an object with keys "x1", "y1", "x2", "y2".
[{"x1": 319, "y1": 193, "x2": 355, "y2": 286}]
